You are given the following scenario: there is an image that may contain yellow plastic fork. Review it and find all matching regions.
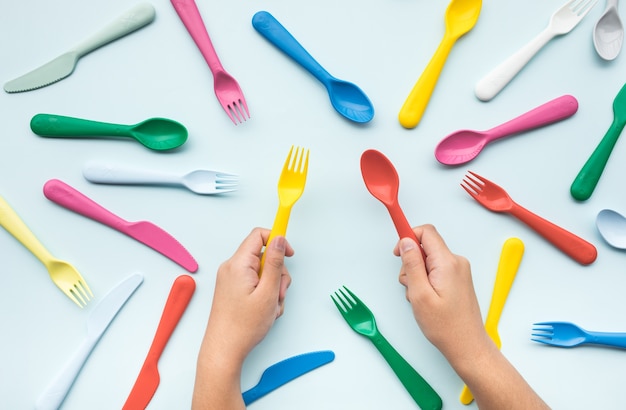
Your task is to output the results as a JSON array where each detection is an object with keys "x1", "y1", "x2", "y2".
[
  {"x1": 260, "y1": 146, "x2": 309, "y2": 275},
  {"x1": 0, "y1": 196, "x2": 93, "y2": 307}
]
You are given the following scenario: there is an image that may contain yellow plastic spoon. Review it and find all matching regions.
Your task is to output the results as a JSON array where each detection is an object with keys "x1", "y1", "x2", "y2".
[
  {"x1": 460, "y1": 237, "x2": 524, "y2": 405},
  {"x1": 399, "y1": 0, "x2": 482, "y2": 129}
]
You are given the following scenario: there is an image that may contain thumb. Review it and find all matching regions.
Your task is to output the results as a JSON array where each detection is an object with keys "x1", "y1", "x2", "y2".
[
  {"x1": 259, "y1": 236, "x2": 286, "y2": 291},
  {"x1": 399, "y1": 238, "x2": 429, "y2": 289}
]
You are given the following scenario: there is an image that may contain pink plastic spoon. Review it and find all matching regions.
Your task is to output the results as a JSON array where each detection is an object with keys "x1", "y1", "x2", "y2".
[
  {"x1": 434, "y1": 94, "x2": 578, "y2": 165},
  {"x1": 360, "y1": 149, "x2": 427, "y2": 260}
]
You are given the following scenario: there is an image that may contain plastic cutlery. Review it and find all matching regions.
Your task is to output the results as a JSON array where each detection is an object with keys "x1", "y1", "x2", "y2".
[
  {"x1": 171, "y1": 0, "x2": 249, "y2": 124},
  {"x1": 475, "y1": 0, "x2": 598, "y2": 101},
  {"x1": 242, "y1": 351, "x2": 335, "y2": 405},
  {"x1": 461, "y1": 171, "x2": 597, "y2": 265},
  {"x1": 332, "y1": 286, "x2": 442, "y2": 410},
  {"x1": 123, "y1": 275, "x2": 195, "y2": 410},
  {"x1": 593, "y1": 0, "x2": 623, "y2": 60},
  {"x1": 571, "y1": 82, "x2": 626, "y2": 201},
  {"x1": 43, "y1": 179, "x2": 198, "y2": 272},
  {"x1": 83, "y1": 161, "x2": 237, "y2": 195},
  {"x1": 0, "y1": 195, "x2": 92, "y2": 307},
  {"x1": 596, "y1": 208, "x2": 626, "y2": 248},
  {"x1": 4, "y1": 3, "x2": 155, "y2": 93},
  {"x1": 360, "y1": 149, "x2": 427, "y2": 260},
  {"x1": 260, "y1": 146, "x2": 309, "y2": 275},
  {"x1": 460, "y1": 237, "x2": 524, "y2": 404},
  {"x1": 252, "y1": 11, "x2": 374, "y2": 123},
  {"x1": 30, "y1": 114, "x2": 188, "y2": 151},
  {"x1": 35, "y1": 273, "x2": 143, "y2": 410},
  {"x1": 399, "y1": 0, "x2": 481, "y2": 128},
  {"x1": 435, "y1": 95, "x2": 578, "y2": 165},
  {"x1": 532, "y1": 321, "x2": 626, "y2": 348}
]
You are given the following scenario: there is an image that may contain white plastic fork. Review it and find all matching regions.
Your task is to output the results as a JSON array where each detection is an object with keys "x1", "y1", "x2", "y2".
[
  {"x1": 475, "y1": 0, "x2": 598, "y2": 101},
  {"x1": 82, "y1": 161, "x2": 237, "y2": 195}
]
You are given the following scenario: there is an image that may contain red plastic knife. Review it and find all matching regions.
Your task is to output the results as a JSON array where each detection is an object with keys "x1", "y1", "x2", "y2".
[{"x1": 122, "y1": 275, "x2": 195, "y2": 409}]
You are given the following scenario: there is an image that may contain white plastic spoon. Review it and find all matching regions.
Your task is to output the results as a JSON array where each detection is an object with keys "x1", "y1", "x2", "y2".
[
  {"x1": 596, "y1": 208, "x2": 626, "y2": 248},
  {"x1": 593, "y1": 0, "x2": 624, "y2": 60}
]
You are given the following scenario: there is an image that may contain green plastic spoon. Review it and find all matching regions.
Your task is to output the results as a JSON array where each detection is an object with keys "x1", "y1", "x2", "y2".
[
  {"x1": 571, "y1": 82, "x2": 626, "y2": 201},
  {"x1": 30, "y1": 114, "x2": 188, "y2": 151}
]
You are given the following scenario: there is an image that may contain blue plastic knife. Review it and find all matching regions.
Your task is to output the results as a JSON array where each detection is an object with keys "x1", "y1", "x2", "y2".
[{"x1": 242, "y1": 350, "x2": 335, "y2": 405}]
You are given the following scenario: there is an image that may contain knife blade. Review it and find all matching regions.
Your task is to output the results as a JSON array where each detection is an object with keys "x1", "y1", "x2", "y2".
[
  {"x1": 459, "y1": 237, "x2": 524, "y2": 405},
  {"x1": 122, "y1": 275, "x2": 196, "y2": 410},
  {"x1": 35, "y1": 273, "x2": 143, "y2": 410},
  {"x1": 43, "y1": 179, "x2": 198, "y2": 273},
  {"x1": 4, "y1": 3, "x2": 155, "y2": 93},
  {"x1": 242, "y1": 350, "x2": 335, "y2": 405}
]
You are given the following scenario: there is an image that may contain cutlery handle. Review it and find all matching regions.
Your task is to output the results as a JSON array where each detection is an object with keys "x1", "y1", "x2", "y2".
[
  {"x1": 475, "y1": 28, "x2": 554, "y2": 101},
  {"x1": 371, "y1": 333, "x2": 442, "y2": 410},
  {"x1": 0, "y1": 196, "x2": 55, "y2": 264},
  {"x1": 145, "y1": 275, "x2": 195, "y2": 362},
  {"x1": 509, "y1": 203, "x2": 597, "y2": 265},
  {"x1": 252, "y1": 11, "x2": 333, "y2": 86},
  {"x1": 484, "y1": 238, "x2": 524, "y2": 332},
  {"x1": 485, "y1": 95, "x2": 578, "y2": 141},
  {"x1": 31, "y1": 114, "x2": 128, "y2": 138},
  {"x1": 171, "y1": 0, "x2": 224, "y2": 73},
  {"x1": 71, "y1": 3, "x2": 155, "y2": 57},
  {"x1": 259, "y1": 204, "x2": 292, "y2": 275},
  {"x1": 570, "y1": 118, "x2": 626, "y2": 201},
  {"x1": 35, "y1": 337, "x2": 96, "y2": 410},
  {"x1": 83, "y1": 161, "x2": 180, "y2": 185},
  {"x1": 587, "y1": 331, "x2": 626, "y2": 348},
  {"x1": 387, "y1": 203, "x2": 428, "y2": 261},
  {"x1": 460, "y1": 237, "x2": 524, "y2": 405},
  {"x1": 43, "y1": 179, "x2": 130, "y2": 232},
  {"x1": 398, "y1": 35, "x2": 456, "y2": 129}
]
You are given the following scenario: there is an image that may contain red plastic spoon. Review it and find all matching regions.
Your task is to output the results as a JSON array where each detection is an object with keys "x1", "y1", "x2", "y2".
[{"x1": 360, "y1": 149, "x2": 427, "y2": 260}]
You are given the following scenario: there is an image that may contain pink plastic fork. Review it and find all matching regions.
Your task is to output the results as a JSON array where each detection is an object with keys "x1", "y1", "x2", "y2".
[{"x1": 171, "y1": 0, "x2": 249, "y2": 124}]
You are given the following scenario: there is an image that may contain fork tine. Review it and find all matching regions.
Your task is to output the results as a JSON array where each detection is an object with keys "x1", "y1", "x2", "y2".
[
  {"x1": 569, "y1": 0, "x2": 597, "y2": 15},
  {"x1": 331, "y1": 290, "x2": 349, "y2": 313},
  {"x1": 215, "y1": 172, "x2": 238, "y2": 179},
  {"x1": 230, "y1": 100, "x2": 249, "y2": 124}
]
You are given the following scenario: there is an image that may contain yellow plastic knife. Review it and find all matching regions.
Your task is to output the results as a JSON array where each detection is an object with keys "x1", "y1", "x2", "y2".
[{"x1": 460, "y1": 237, "x2": 524, "y2": 405}]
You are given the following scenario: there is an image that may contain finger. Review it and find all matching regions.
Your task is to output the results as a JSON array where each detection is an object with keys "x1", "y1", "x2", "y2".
[
  {"x1": 398, "y1": 238, "x2": 431, "y2": 294},
  {"x1": 418, "y1": 224, "x2": 453, "y2": 256},
  {"x1": 237, "y1": 227, "x2": 270, "y2": 257},
  {"x1": 258, "y1": 236, "x2": 287, "y2": 293}
]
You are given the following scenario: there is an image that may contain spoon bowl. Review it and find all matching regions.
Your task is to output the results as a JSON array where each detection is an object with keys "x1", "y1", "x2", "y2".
[
  {"x1": 252, "y1": 11, "x2": 374, "y2": 123},
  {"x1": 327, "y1": 79, "x2": 375, "y2": 123},
  {"x1": 360, "y1": 149, "x2": 400, "y2": 207},
  {"x1": 30, "y1": 114, "x2": 188, "y2": 151},
  {"x1": 129, "y1": 118, "x2": 188, "y2": 150},
  {"x1": 596, "y1": 208, "x2": 626, "y2": 248},
  {"x1": 594, "y1": 0, "x2": 624, "y2": 60}
]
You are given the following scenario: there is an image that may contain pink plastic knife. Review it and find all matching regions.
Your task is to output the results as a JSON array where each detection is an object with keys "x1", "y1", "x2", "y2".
[
  {"x1": 43, "y1": 179, "x2": 198, "y2": 272},
  {"x1": 123, "y1": 275, "x2": 195, "y2": 409}
]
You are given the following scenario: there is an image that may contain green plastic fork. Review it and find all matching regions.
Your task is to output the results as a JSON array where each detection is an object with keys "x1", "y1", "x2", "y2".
[{"x1": 331, "y1": 286, "x2": 442, "y2": 410}]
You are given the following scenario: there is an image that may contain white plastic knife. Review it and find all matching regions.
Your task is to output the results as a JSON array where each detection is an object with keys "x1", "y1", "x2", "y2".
[
  {"x1": 4, "y1": 3, "x2": 155, "y2": 93},
  {"x1": 35, "y1": 273, "x2": 143, "y2": 410}
]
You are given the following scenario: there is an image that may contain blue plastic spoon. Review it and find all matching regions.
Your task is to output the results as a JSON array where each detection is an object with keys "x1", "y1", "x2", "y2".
[{"x1": 252, "y1": 11, "x2": 374, "y2": 123}]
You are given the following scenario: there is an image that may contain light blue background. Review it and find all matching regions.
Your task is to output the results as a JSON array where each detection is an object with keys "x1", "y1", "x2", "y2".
[{"x1": 2, "y1": 0, "x2": 626, "y2": 409}]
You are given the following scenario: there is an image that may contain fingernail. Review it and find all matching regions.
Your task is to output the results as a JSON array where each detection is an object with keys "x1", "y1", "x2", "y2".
[
  {"x1": 400, "y1": 238, "x2": 417, "y2": 255},
  {"x1": 270, "y1": 236, "x2": 286, "y2": 252}
]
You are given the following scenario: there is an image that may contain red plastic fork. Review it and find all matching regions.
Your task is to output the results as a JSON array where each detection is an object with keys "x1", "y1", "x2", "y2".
[{"x1": 461, "y1": 171, "x2": 597, "y2": 265}]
